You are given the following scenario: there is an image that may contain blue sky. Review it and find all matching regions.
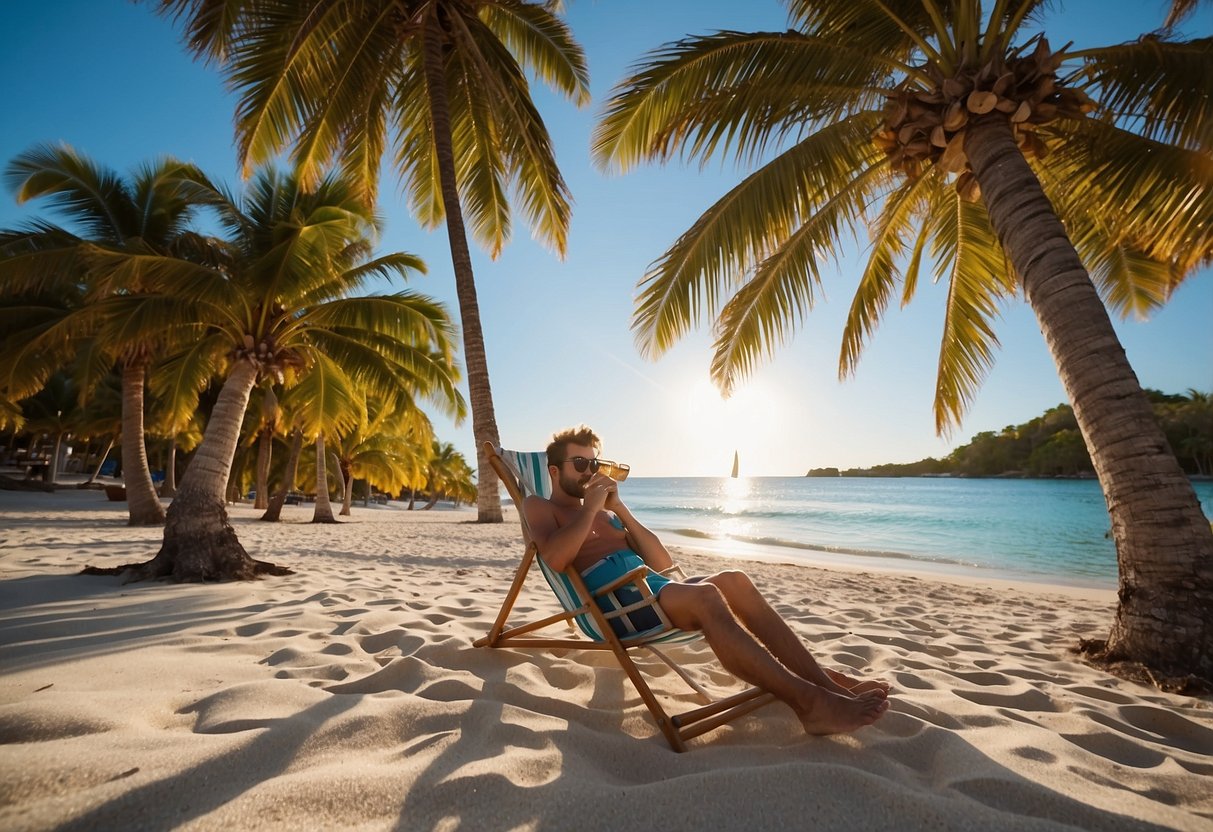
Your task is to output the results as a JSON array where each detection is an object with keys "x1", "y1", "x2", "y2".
[{"x1": 2, "y1": 1, "x2": 1209, "y2": 477}]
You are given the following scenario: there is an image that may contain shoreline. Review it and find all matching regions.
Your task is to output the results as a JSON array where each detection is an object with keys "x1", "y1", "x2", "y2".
[
  {"x1": 2, "y1": 488, "x2": 1210, "y2": 831},
  {"x1": 660, "y1": 527, "x2": 1120, "y2": 601}
]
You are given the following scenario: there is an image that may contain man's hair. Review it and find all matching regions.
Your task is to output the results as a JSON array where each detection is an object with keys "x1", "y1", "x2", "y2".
[{"x1": 546, "y1": 425, "x2": 601, "y2": 469}]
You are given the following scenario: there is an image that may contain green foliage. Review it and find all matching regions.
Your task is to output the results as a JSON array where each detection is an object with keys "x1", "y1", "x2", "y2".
[
  {"x1": 837, "y1": 390, "x2": 1212, "y2": 477},
  {"x1": 806, "y1": 467, "x2": 841, "y2": 477},
  {"x1": 594, "y1": 1, "x2": 1213, "y2": 432},
  {"x1": 153, "y1": 0, "x2": 589, "y2": 257}
]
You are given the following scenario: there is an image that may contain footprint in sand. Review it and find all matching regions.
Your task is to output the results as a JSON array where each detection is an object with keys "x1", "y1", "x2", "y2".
[
  {"x1": 891, "y1": 700, "x2": 966, "y2": 730},
  {"x1": 1066, "y1": 685, "x2": 1136, "y2": 705},
  {"x1": 1084, "y1": 705, "x2": 1213, "y2": 757},
  {"x1": 891, "y1": 670, "x2": 937, "y2": 691},
  {"x1": 954, "y1": 686, "x2": 1067, "y2": 713},
  {"x1": 273, "y1": 664, "x2": 349, "y2": 682},
  {"x1": 1061, "y1": 729, "x2": 1167, "y2": 768},
  {"x1": 1011, "y1": 745, "x2": 1058, "y2": 763},
  {"x1": 1002, "y1": 666, "x2": 1071, "y2": 685},
  {"x1": 949, "y1": 669, "x2": 1012, "y2": 686}
]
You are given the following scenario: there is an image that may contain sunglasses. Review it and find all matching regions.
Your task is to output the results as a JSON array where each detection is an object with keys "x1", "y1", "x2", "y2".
[
  {"x1": 565, "y1": 456, "x2": 601, "y2": 474},
  {"x1": 564, "y1": 456, "x2": 631, "y2": 481}
]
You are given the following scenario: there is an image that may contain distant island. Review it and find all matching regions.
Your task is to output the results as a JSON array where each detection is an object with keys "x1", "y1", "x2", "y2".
[{"x1": 808, "y1": 390, "x2": 1211, "y2": 478}]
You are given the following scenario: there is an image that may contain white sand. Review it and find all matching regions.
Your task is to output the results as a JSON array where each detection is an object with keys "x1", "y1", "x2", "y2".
[{"x1": 1, "y1": 488, "x2": 1210, "y2": 831}]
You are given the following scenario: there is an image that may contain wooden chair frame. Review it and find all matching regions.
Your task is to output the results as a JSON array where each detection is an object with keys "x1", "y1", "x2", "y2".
[{"x1": 472, "y1": 442, "x2": 775, "y2": 751}]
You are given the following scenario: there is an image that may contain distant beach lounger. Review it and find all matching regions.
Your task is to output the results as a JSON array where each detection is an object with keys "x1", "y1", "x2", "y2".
[{"x1": 473, "y1": 443, "x2": 775, "y2": 751}]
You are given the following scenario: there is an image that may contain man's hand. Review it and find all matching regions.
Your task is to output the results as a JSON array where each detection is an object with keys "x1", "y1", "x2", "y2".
[
  {"x1": 603, "y1": 482, "x2": 624, "y2": 512},
  {"x1": 582, "y1": 473, "x2": 617, "y2": 511}
]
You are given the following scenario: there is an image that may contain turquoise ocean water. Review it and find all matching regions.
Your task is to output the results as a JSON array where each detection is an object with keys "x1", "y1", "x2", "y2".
[{"x1": 615, "y1": 477, "x2": 1213, "y2": 589}]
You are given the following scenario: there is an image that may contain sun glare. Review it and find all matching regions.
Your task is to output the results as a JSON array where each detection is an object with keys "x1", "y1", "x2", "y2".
[{"x1": 680, "y1": 378, "x2": 781, "y2": 476}]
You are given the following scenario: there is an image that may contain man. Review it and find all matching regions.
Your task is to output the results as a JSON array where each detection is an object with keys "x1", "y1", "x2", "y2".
[{"x1": 524, "y1": 425, "x2": 890, "y2": 736}]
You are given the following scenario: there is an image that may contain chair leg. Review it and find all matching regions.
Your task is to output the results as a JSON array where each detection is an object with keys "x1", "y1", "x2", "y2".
[
  {"x1": 483, "y1": 542, "x2": 539, "y2": 646},
  {"x1": 643, "y1": 645, "x2": 712, "y2": 704}
]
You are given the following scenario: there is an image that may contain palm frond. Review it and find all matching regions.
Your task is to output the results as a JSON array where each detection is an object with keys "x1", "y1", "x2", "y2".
[
  {"x1": 4, "y1": 143, "x2": 132, "y2": 243},
  {"x1": 305, "y1": 325, "x2": 465, "y2": 422},
  {"x1": 0, "y1": 224, "x2": 85, "y2": 296},
  {"x1": 93, "y1": 294, "x2": 219, "y2": 355},
  {"x1": 0, "y1": 395, "x2": 26, "y2": 432},
  {"x1": 1043, "y1": 117, "x2": 1213, "y2": 275},
  {"x1": 457, "y1": 14, "x2": 573, "y2": 255},
  {"x1": 1082, "y1": 35, "x2": 1213, "y2": 152},
  {"x1": 79, "y1": 247, "x2": 246, "y2": 320},
  {"x1": 154, "y1": 0, "x2": 252, "y2": 62},
  {"x1": 933, "y1": 192, "x2": 1016, "y2": 433},
  {"x1": 227, "y1": 2, "x2": 337, "y2": 177},
  {"x1": 784, "y1": 0, "x2": 945, "y2": 61},
  {"x1": 594, "y1": 30, "x2": 895, "y2": 173},
  {"x1": 633, "y1": 112, "x2": 885, "y2": 359},
  {"x1": 279, "y1": 352, "x2": 363, "y2": 440},
  {"x1": 393, "y1": 53, "x2": 446, "y2": 230},
  {"x1": 294, "y1": 292, "x2": 455, "y2": 350},
  {"x1": 839, "y1": 172, "x2": 938, "y2": 379},
  {"x1": 287, "y1": 5, "x2": 401, "y2": 190},
  {"x1": 480, "y1": 1, "x2": 590, "y2": 105},
  {"x1": 710, "y1": 159, "x2": 891, "y2": 395},
  {"x1": 446, "y1": 46, "x2": 513, "y2": 257},
  {"x1": 340, "y1": 252, "x2": 428, "y2": 288},
  {"x1": 148, "y1": 332, "x2": 230, "y2": 428},
  {"x1": 71, "y1": 337, "x2": 118, "y2": 400},
  {"x1": 337, "y1": 52, "x2": 395, "y2": 206},
  {"x1": 1163, "y1": 0, "x2": 1209, "y2": 29}
]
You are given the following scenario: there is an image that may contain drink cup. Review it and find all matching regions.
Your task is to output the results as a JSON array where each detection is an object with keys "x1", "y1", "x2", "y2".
[{"x1": 599, "y1": 461, "x2": 630, "y2": 482}]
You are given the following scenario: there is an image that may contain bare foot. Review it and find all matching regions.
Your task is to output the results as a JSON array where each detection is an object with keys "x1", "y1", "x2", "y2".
[
  {"x1": 826, "y1": 668, "x2": 891, "y2": 697},
  {"x1": 795, "y1": 687, "x2": 890, "y2": 735}
]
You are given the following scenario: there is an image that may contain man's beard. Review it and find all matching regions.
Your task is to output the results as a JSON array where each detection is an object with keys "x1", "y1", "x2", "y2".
[{"x1": 560, "y1": 472, "x2": 589, "y2": 498}]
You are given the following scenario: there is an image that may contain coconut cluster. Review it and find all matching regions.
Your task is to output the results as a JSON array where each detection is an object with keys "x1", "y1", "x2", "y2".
[
  {"x1": 233, "y1": 304, "x2": 305, "y2": 382},
  {"x1": 874, "y1": 37, "x2": 1095, "y2": 200}
]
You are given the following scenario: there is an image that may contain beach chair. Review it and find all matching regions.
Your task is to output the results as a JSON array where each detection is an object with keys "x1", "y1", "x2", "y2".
[{"x1": 472, "y1": 442, "x2": 776, "y2": 751}]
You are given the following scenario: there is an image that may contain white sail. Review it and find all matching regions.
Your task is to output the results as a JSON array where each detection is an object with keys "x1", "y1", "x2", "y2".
[{"x1": 731, "y1": 450, "x2": 739, "y2": 478}]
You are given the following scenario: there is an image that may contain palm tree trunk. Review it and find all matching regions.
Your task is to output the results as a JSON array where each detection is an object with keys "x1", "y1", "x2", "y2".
[
  {"x1": 85, "y1": 359, "x2": 290, "y2": 581},
  {"x1": 254, "y1": 427, "x2": 272, "y2": 509},
  {"x1": 262, "y1": 427, "x2": 303, "y2": 522},
  {"x1": 160, "y1": 440, "x2": 178, "y2": 498},
  {"x1": 422, "y1": 10, "x2": 502, "y2": 523},
  {"x1": 120, "y1": 361, "x2": 166, "y2": 525},
  {"x1": 49, "y1": 431, "x2": 64, "y2": 484},
  {"x1": 340, "y1": 460, "x2": 353, "y2": 516},
  {"x1": 966, "y1": 115, "x2": 1213, "y2": 679},
  {"x1": 85, "y1": 435, "x2": 115, "y2": 484},
  {"x1": 311, "y1": 434, "x2": 337, "y2": 523}
]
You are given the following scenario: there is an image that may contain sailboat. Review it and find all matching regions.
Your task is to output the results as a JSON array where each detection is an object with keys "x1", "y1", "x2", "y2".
[{"x1": 730, "y1": 450, "x2": 739, "y2": 479}]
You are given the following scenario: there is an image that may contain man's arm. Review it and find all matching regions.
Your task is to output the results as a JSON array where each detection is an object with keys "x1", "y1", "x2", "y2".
[
  {"x1": 607, "y1": 494, "x2": 676, "y2": 573},
  {"x1": 523, "y1": 483, "x2": 607, "y2": 572}
]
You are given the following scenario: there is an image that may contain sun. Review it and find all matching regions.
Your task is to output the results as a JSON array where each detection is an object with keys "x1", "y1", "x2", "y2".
[{"x1": 680, "y1": 378, "x2": 780, "y2": 476}]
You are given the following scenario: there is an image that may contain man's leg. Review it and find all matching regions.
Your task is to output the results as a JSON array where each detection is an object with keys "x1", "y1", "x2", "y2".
[
  {"x1": 657, "y1": 582, "x2": 888, "y2": 735},
  {"x1": 704, "y1": 571, "x2": 890, "y2": 696}
]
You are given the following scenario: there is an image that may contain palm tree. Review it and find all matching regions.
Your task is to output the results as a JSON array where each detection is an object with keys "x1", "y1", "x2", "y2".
[
  {"x1": 240, "y1": 383, "x2": 280, "y2": 509},
  {"x1": 74, "y1": 370, "x2": 123, "y2": 485},
  {"x1": 593, "y1": 1, "x2": 1213, "y2": 680},
  {"x1": 279, "y1": 351, "x2": 366, "y2": 524},
  {"x1": 332, "y1": 395, "x2": 433, "y2": 516},
  {"x1": 1, "y1": 145, "x2": 219, "y2": 523},
  {"x1": 85, "y1": 166, "x2": 465, "y2": 580},
  {"x1": 262, "y1": 425, "x2": 304, "y2": 523},
  {"x1": 421, "y1": 440, "x2": 475, "y2": 509},
  {"x1": 19, "y1": 372, "x2": 80, "y2": 482},
  {"x1": 146, "y1": 405, "x2": 204, "y2": 499},
  {"x1": 151, "y1": 0, "x2": 589, "y2": 522}
]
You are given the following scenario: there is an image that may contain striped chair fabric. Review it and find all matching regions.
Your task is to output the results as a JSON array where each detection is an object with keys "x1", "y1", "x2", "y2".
[{"x1": 497, "y1": 449, "x2": 699, "y2": 646}]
